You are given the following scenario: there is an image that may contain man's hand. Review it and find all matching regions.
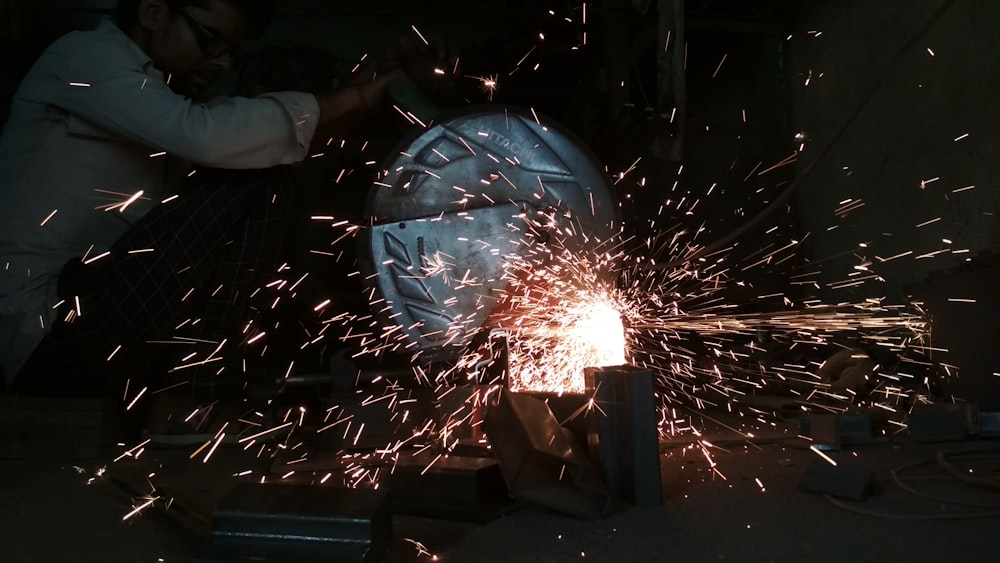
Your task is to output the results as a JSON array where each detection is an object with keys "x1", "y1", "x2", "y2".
[
  {"x1": 377, "y1": 33, "x2": 460, "y2": 98},
  {"x1": 310, "y1": 31, "x2": 459, "y2": 149},
  {"x1": 311, "y1": 66, "x2": 404, "y2": 149}
]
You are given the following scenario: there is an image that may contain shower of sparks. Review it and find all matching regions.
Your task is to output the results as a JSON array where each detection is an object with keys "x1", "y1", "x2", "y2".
[
  {"x1": 502, "y1": 284, "x2": 627, "y2": 393},
  {"x1": 307, "y1": 178, "x2": 931, "y2": 426},
  {"x1": 92, "y1": 4, "x2": 960, "y2": 532}
]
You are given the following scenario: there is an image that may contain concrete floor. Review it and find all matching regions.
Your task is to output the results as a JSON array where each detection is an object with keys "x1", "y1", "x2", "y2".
[{"x1": 2, "y1": 413, "x2": 998, "y2": 563}]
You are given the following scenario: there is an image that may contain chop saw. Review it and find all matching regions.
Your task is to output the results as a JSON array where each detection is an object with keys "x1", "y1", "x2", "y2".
[{"x1": 358, "y1": 85, "x2": 620, "y2": 365}]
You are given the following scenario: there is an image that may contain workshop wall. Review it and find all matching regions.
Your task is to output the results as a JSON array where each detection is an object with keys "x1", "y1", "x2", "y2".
[
  {"x1": 786, "y1": 0, "x2": 1000, "y2": 300},
  {"x1": 785, "y1": 0, "x2": 1000, "y2": 405}
]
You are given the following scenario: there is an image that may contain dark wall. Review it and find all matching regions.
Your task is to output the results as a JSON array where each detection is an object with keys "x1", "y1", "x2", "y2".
[
  {"x1": 785, "y1": 0, "x2": 1000, "y2": 405},
  {"x1": 787, "y1": 0, "x2": 1000, "y2": 298}
]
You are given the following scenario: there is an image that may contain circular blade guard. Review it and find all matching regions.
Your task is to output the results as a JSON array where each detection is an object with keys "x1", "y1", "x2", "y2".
[{"x1": 362, "y1": 107, "x2": 617, "y2": 363}]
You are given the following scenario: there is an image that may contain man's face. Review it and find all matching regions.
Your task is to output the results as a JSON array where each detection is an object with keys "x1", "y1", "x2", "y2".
[{"x1": 148, "y1": 1, "x2": 248, "y2": 98}]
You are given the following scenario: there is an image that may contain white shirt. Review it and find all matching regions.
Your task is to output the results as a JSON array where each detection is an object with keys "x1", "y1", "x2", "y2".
[{"x1": 0, "y1": 18, "x2": 321, "y2": 384}]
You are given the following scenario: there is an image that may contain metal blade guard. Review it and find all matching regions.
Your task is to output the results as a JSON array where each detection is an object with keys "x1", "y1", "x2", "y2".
[{"x1": 361, "y1": 107, "x2": 618, "y2": 362}]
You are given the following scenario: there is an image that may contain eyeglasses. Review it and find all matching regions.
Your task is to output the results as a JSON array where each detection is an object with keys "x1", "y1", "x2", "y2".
[{"x1": 178, "y1": 9, "x2": 247, "y2": 67}]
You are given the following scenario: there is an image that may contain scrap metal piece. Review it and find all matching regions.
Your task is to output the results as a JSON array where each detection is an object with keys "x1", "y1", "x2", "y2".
[
  {"x1": 805, "y1": 413, "x2": 873, "y2": 449},
  {"x1": 799, "y1": 460, "x2": 877, "y2": 502},
  {"x1": 483, "y1": 388, "x2": 612, "y2": 519},
  {"x1": 390, "y1": 454, "x2": 516, "y2": 523},
  {"x1": 979, "y1": 411, "x2": 1000, "y2": 437},
  {"x1": 907, "y1": 403, "x2": 976, "y2": 443},
  {"x1": 199, "y1": 483, "x2": 389, "y2": 563}
]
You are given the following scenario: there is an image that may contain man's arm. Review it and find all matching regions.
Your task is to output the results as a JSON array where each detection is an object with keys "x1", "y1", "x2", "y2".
[
  {"x1": 28, "y1": 29, "x2": 414, "y2": 169},
  {"x1": 26, "y1": 31, "x2": 317, "y2": 169}
]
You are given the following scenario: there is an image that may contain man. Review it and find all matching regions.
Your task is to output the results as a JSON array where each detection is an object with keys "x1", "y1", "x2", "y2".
[{"x1": 0, "y1": 0, "x2": 416, "y2": 396}]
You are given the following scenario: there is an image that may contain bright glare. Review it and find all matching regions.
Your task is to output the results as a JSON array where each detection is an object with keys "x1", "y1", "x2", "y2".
[
  {"x1": 568, "y1": 299, "x2": 627, "y2": 367},
  {"x1": 507, "y1": 289, "x2": 627, "y2": 394}
]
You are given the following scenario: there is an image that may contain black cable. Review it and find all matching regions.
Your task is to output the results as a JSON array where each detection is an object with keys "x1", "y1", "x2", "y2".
[{"x1": 645, "y1": 0, "x2": 960, "y2": 272}]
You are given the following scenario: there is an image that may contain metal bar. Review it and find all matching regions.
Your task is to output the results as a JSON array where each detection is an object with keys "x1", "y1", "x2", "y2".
[{"x1": 584, "y1": 365, "x2": 663, "y2": 506}]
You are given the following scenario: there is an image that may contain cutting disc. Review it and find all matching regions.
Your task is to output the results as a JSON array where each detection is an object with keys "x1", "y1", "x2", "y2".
[{"x1": 360, "y1": 106, "x2": 618, "y2": 362}]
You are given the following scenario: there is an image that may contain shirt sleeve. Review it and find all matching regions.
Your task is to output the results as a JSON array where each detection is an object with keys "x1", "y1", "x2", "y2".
[{"x1": 23, "y1": 30, "x2": 320, "y2": 169}]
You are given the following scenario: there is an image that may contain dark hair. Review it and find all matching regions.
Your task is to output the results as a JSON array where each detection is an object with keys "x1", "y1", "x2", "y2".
[{"x1": 116, "y1": 0, "x2": 275, "y2": 39}]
